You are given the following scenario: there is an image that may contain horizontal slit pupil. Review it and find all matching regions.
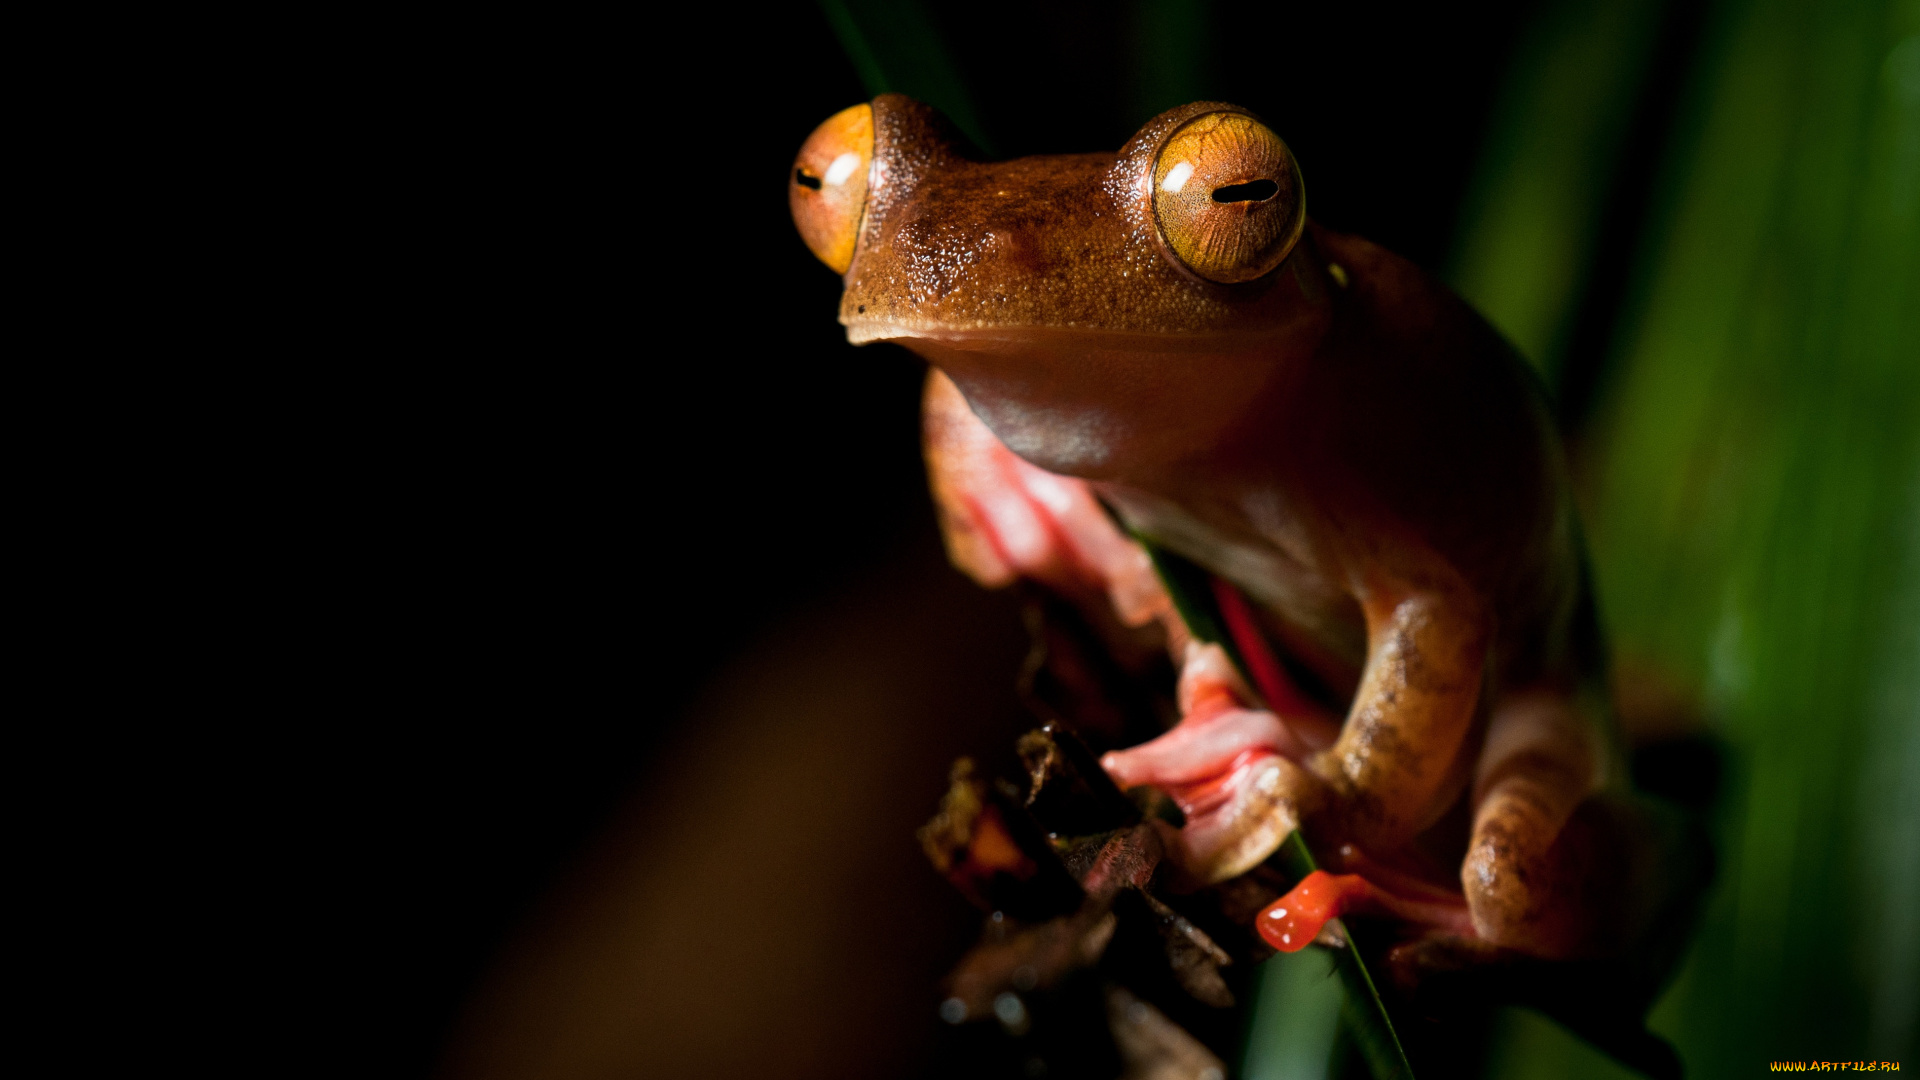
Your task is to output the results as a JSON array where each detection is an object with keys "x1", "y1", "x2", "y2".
[
  {"x1": 1212, "y1": 179, "x2": 1279, "y2": 204},
  {"x1": 795, "y1": 168, "x2": 822, "y2": 190}
]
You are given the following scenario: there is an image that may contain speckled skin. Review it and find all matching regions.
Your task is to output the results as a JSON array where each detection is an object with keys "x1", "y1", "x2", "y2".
[
  {"x1": 843, "y1": 99, "x2": 1310, "y2": 338},
  {"x1": 819, "y1": 94, "x2": 1693, "y2": 963}
]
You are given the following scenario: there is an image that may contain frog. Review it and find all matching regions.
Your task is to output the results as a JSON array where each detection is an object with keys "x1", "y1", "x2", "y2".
[{"x1": 788, "y1": 94, "x2": 1703, "y2": 988}]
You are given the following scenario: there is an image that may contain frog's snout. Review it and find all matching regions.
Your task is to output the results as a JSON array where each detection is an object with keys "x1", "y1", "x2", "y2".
[{"x1": 790, "y1": 103, "x2": 873, "y2": 275}]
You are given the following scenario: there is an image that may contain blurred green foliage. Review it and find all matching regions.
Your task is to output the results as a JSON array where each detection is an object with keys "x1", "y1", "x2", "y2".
[
  {"x1": 1458, "y1": 0, "x2": 1919, "y2": 1069},
  {"x1": 1244, "y1": 947, "x2": 1347, "y2": 1080},
  {"x1": 1449, "y1": 0, "x2": 1668, "y2": 388},
  {"x1": 818, "y1": 0, "x2": 992, "y2": 153}
]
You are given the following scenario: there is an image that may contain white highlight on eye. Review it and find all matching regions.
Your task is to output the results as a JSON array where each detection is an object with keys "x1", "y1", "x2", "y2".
[
  {"x1": 1268, "y1": 908, "x2": 1288, "y2": 919},
  {"x1": 824, "y1": 152, "x2": 860, "y2": 187},
  {"x1": 1160, "y1": 161, "x2": 1194, "y2": 193}
]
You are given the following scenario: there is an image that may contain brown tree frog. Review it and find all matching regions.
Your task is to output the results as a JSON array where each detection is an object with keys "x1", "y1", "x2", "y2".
[{"x1": 790, "y1": 95, "x2": 1699, "y2": 975}]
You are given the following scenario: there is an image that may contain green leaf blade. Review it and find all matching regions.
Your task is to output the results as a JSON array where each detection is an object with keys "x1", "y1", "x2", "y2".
[{"x1": 1141, "y1": 539, "x2": 1417, "y2": 1080}]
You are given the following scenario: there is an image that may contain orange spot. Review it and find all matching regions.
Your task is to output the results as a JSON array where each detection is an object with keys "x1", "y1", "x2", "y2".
[{"x1": 1256, "y1": 870, "x2": 1375, "y2": 952}]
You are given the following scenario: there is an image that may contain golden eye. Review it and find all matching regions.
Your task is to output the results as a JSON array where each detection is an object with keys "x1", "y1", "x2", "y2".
[
  {"x1": 1150, "y1": 112, "x2": 1304, "y2": 284},
  {"x1": 790, "y1": 103, "x2": 873, "y2": 274}
]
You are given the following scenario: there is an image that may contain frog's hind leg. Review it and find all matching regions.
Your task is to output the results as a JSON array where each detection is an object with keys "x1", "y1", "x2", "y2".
[
  {"x1": 1463, "y1": 687, "x2": 1617, "y2": 958},
  {"x1": 1463, "y1": 686, "x2": 1709, "y2": 961}
]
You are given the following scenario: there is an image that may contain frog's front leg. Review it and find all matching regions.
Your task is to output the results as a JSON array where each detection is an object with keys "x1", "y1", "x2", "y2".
[
  {"x1": 1324, "y1": 583, "x2": 1492, "y2": 848},
  {"x1": 1107, "y1": 576, "x2": 1491, "y2": 894},
  {"x1": 922, "y1": 369, "x2": 1173, "y2": 635}
]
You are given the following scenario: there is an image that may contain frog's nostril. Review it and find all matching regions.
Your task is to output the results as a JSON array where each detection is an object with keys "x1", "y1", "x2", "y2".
[
  {"x1": 794, "y1": 168, "x2": 823, "y2": 191},
  {"x1": 1211, "y1": 179, "x2": 1279, "y2": 204}
]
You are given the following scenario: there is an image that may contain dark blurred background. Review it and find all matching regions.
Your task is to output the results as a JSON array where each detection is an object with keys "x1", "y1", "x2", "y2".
[{"x1": 290, "y1": 1, "x2": 1916, "y2": 1077}]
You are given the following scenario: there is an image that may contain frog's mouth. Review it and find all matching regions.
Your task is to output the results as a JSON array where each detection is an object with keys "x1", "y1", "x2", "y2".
[
  {"x1": 834, "y1": 241, "x2": 1311, "y2": 348},
  {"x1": 845, "y1": 319, "x2": 1277, "y2": 352}
]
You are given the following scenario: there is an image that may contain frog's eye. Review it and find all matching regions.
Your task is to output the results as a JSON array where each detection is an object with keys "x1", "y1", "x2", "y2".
[
  {"x1": 1149, "y1": 112, "x2": 1304, "y2": 284},
  {"x1": 790, "y1": 103, "x2": 874, "y2": 274}
]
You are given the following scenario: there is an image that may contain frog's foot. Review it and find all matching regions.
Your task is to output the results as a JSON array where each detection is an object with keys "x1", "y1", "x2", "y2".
[
  {"x1": 1101, "y1": 643, "x2": 1325, "y2": 883},
  {"x1": 923, "y1": 370, "x2": 1170, "y2": 629},
  {"x1": 1256, "y1": 870, "x2": 1476, "y2": 953}
]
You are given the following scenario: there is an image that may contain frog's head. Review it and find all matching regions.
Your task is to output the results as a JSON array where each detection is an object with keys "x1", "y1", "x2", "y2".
[{"x1": 789, "y1": 94, "x2": 1333, "y2": 479}]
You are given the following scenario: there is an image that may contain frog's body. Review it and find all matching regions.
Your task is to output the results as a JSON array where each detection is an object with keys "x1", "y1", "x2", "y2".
[{"x1": 792, "y1": 95, "x2": 1695, "y2": 967}]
